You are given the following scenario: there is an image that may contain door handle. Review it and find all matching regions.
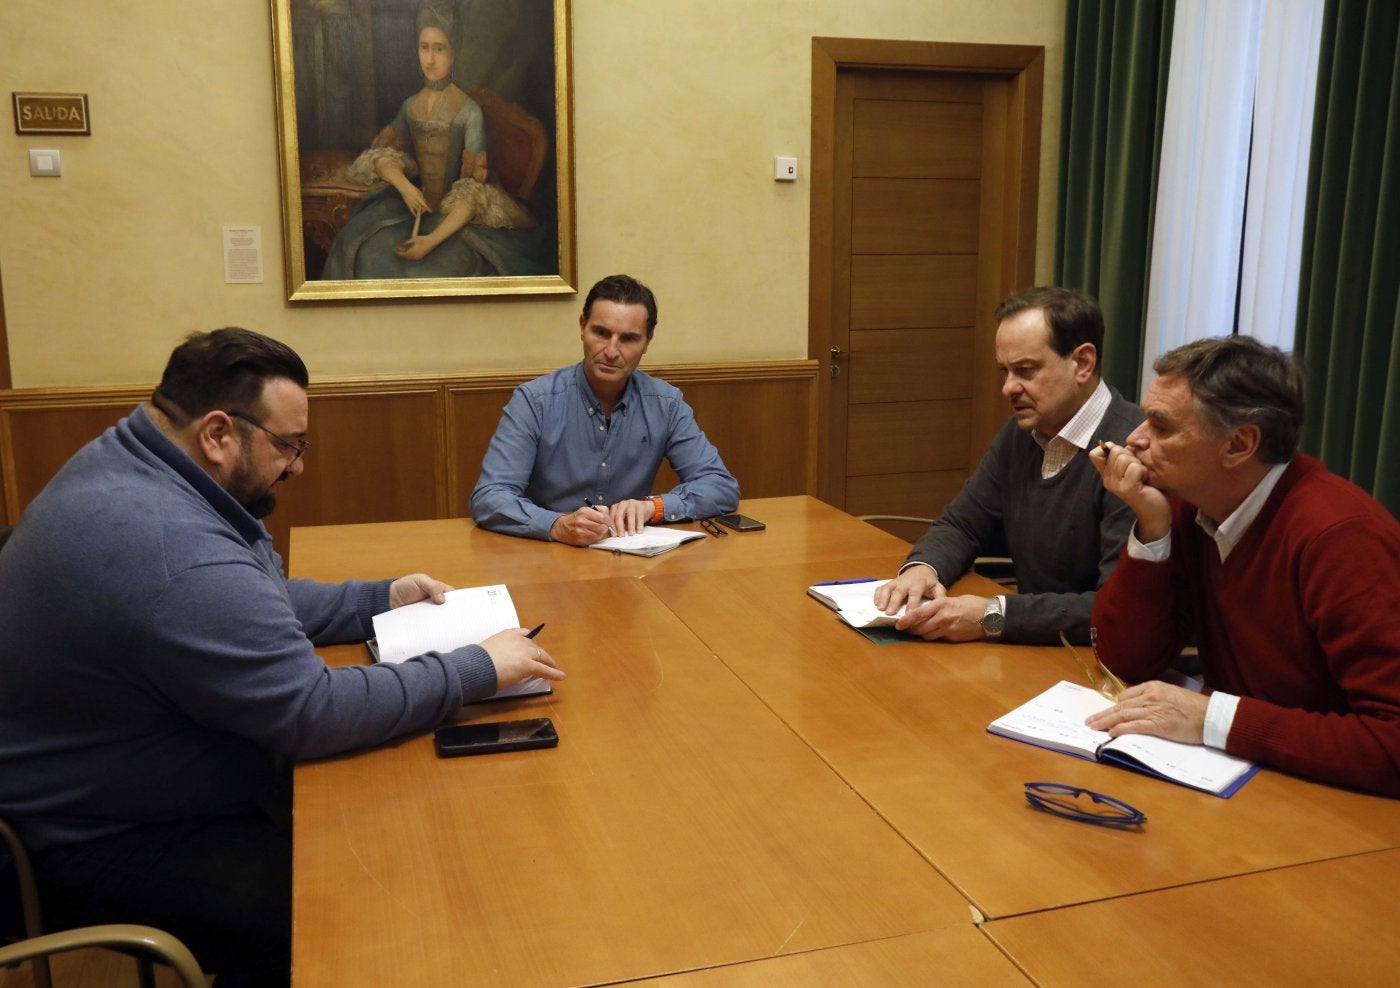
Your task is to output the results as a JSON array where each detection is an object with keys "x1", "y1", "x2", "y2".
[{"x1": 829, "y1": 345, "x2": 842, "y2": 378}]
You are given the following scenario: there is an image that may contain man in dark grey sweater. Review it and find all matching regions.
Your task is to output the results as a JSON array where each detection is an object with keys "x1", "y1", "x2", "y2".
[{"x1": 874, "y1": 287, "x2": 1142, "y2": 645}]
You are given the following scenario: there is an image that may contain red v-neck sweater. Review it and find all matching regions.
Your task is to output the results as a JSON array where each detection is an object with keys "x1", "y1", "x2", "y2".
[{"x1": 1093, "y1": 455, "x2": 1400, "y2": 796}]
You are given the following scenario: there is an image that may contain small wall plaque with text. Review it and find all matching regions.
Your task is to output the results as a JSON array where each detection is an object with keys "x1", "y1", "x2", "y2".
[{"x1": 13, "y1": 93, "x2": 90, "y2": 135}]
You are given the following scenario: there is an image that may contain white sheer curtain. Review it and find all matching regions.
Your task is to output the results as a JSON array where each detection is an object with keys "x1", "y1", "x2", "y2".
[
  {"x1": 1238, "y1": 0, "x2": 1325, "y2": 349},
  {"x1": 1141, "y1": 0, "x2": 1324, "y2": 391}
]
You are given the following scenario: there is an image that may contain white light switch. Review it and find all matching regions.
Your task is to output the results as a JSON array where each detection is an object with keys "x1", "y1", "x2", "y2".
[
  {"x1": 29, "y1": 149, "x2": 62, "y2": 177},
  {"x1": 774, "y1": 155, "x2": 798, "y2": 181}
]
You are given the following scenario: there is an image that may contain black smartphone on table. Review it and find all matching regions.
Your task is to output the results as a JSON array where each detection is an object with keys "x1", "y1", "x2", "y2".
[
  {"x1": 715, "y1": 512, "x2": 765, "y2": 532},
  {"x1": 434, "y1": 718, "x2": 558, "y2": 757}
]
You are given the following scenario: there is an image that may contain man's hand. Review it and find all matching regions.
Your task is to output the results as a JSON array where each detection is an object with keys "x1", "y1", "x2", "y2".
[
  {"x1": 1084, "y1": 681, "x2": 1209, "y2": 744},
  {"x1": 897, "y1": 594, "x2": 989, "y2": 642},
  {"x1": 607, "y1": 499, "x2": 655, "y2": 537},
  {"x1": 549, "y1": 506, "x2": 613, "y2": 547},
  {"x1": 1090, "y1": 441, "x2": 1173, "y2": 543},
  {"x1": 479, "y1": 628, "x2": 566, "y2": 689},
  {"x1": 389, "y1": 573, "x2": 453, "y2": 608},
  {"x1": 874, "y1": 565, "x2": 941, "y2": 615}
]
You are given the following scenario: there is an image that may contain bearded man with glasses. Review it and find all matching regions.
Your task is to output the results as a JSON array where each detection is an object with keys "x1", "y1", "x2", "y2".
[{"x1": 0, "y1": 327, "x2": 564, "y2": 986}]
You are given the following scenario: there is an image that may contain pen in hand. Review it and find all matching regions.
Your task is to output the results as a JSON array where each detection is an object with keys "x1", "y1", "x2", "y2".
[
  {"x1": 583, "y1": 498, "x2": 616, "y2": 537},
  {"x1": 526, "y1": 623, "x2": 545, "y2": 639}
]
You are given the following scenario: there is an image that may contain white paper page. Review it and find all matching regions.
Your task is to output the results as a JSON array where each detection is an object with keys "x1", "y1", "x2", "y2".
[
  {"x1": 370, "y1": 584, "x2": 519, "y2": 664},
  {"x1": 808, "y1": 579, "x2": 882, "y2": 610},
  {"x1": 1103, "y1": 733, "x2": 1255, "y2": 792},
  {"x1": 808, "y1": 579, "x2": 904, "y2": 628},
  {"x1": 989, "y1": 680, "x2": 1114, "y2": 759},
  {"x1": 590, "y1": 527, "x2": 703, "y2": 553}
]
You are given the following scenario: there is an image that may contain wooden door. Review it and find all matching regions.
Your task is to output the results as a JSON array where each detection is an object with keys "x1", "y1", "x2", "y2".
[{"x1": 809, "y1": 39, "x2": 1042, "y2": 541}]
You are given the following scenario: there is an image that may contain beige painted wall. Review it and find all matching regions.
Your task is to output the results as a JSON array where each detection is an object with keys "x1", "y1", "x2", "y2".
[{"x1": 0, "y1": 0, "x2": 1064, "y2": 388}]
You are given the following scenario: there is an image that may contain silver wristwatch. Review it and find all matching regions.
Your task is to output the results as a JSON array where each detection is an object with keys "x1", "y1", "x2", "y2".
[{"x1": 981, "y1": 596, "x2": 1005, "y2": 639}]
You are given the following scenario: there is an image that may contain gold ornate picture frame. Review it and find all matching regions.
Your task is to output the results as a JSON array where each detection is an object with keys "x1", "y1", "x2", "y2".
[{"x1": 270, "y1": 0, "x2": 575, "y2": 301}]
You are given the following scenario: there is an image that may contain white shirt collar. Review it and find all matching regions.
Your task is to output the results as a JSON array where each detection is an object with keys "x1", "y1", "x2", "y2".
[{"x1": 1194, "y1": 460, "x2": 1290, "y2": 562}]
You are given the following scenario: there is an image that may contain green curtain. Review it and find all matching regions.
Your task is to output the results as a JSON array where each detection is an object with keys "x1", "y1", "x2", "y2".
[
  {"x1": 1295, "y1": 0, "x2": 1400, "y2": 517},
  {"x1": 1055, "y1": 0, "x2": 1175, "y2": 400}
]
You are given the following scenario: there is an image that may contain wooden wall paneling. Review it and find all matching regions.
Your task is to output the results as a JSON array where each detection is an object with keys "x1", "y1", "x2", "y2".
[
  {"x1": 0, "y1": 260, "x2": 10, "y2": 390},
  {"x1": 652, "y1": 367, "x2": 815, "y2": 500},
  {"x1": 266, "y1": 386, "x2": 449, "y2": 561},
  {"x1": 0, "y1": 391, "x2": 145, "y2": 524},
  {"x1": 451, "y1": 362, "x2": 818, "y2": 516},
  {"x1": 445, "y1": 377, "x2": 522, "y2": 518},
  {"x1": 0, "y1": 361, "x2": 819, "y2": 536}
]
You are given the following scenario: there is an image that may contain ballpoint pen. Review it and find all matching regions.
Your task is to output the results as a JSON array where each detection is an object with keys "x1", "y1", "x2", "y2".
[
  {"x1": 526, "y1": 623, "x2": 545, "y2": 639},
  {"x1": 583, "y1": 498, "x2": 616, "y2": 537}
]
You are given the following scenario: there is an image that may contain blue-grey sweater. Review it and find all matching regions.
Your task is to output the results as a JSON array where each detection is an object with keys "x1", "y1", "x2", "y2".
[{"x1": 0, "y1": 406, "x2": 496, "y2": 851}]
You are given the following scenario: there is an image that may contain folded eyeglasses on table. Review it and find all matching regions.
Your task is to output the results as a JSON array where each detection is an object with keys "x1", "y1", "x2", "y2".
[{"x1": 1023, "y1": 781, "x2": 1147, "y2": 828}]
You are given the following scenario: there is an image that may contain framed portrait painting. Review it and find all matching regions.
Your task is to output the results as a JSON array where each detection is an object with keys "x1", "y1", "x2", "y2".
[{"x1": 271, "y1": 0, "x2": 575, "y2": 301}]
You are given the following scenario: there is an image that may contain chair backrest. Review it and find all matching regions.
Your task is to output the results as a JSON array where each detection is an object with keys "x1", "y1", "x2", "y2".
[{"x1": 468, "y1": 86, "x2": 548, "y2": 201}]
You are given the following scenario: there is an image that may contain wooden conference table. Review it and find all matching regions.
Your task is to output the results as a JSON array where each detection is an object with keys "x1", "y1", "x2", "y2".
[{"x1": 290, "y1": 496, "x2": 1400, "y2": 985}]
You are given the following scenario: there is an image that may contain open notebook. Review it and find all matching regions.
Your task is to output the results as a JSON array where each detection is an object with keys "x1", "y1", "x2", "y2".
[
  {"x1": 988, "y1": 680, "x2": 1258, "y2": 797},
  {"x1": 368, "y1": 584, "x2": 551, "y2": 702},
  {"x1": 807, "y1": 578, "x2": 900, "y2": 629},
  {"x1": 589, "y1": 526, "x2": 704, "y2": 557}
]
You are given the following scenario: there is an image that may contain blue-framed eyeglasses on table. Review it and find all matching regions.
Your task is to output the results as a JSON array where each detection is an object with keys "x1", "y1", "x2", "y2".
[{"x1": 1024, "y1": 781, "x2": 1147, "y2": 829}]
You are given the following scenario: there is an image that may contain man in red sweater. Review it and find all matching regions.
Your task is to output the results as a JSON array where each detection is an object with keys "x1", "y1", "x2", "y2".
[{"x1": 1088, "y1": 336, "x2": 1399, "y2": 797}]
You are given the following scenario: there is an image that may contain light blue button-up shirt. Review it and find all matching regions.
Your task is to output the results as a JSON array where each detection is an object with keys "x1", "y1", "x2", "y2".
[{"x1": 470, "y1": 363, "x2": 740, "y2": 540}]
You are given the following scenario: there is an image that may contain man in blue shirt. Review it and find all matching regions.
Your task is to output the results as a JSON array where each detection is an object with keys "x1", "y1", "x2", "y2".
[{"x1": 471, "y1": 274, "x2": 740, "y2": 544}]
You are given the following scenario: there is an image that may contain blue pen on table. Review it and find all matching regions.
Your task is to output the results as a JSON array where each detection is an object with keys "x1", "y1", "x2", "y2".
[{"x1": 810, "y1": 577, "x2": 878, "y2": 586}]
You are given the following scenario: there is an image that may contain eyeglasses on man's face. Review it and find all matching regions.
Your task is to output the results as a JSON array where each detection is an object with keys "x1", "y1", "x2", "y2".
[
  {"x1": 1024, "y1": 781, "x2": 1146, "y2": 828},
  {"x1": 227, "y1": 410, "x2": 310, "y2": 463}
]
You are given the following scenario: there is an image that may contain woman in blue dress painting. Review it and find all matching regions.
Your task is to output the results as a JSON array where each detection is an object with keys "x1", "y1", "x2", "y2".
[{"x1": 322, "y1": 6, "x2": 548, "y2": 280}]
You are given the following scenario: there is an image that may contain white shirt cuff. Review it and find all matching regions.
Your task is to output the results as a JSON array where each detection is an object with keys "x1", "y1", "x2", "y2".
[
  {"x1": 1127, "y1": 525, "x2": 1172, "y2": 561},
  {"x1": 1203, "y1": 691, "x2": 1239, "y2": 749}
]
